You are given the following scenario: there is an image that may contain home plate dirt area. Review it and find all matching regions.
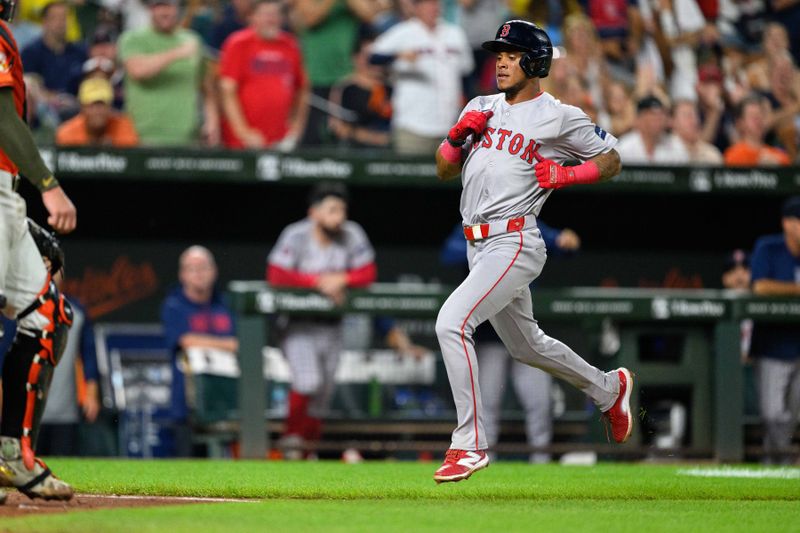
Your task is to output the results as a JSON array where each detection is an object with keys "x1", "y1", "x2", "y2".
[{"x1": 0, "y1": 492, "x2": 250, "y2": 518}]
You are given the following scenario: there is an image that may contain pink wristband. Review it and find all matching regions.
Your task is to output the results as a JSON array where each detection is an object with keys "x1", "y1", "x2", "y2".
[
  {"x1": 439, "y1": 140, "x2": 463, "y2": 165},
  {"x1": 568, "y1": 160, "x2": 601, "y2": 185}
]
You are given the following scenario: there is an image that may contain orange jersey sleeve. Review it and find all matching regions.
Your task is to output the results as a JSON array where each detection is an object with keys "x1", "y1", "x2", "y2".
[
  {"x1": 0, "y1": 22, "x2": 26, "y2": 175},
  {"x1": 0, "y1": 22, "x2": 21, "y2": 90}
]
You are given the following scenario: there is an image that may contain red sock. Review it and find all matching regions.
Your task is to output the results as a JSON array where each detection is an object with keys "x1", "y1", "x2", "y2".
[
  {"x1": 304, "y1": 417, "x2": 322, "y2": 443},
  {"x1": 285, "y1": 391, "x2": 310, "y2": 437}
]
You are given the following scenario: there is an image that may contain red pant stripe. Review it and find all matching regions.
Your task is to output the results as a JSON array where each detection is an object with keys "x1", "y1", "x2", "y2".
[{"x1": 459, "y1": 231, "x2": 524, "y2": 449}]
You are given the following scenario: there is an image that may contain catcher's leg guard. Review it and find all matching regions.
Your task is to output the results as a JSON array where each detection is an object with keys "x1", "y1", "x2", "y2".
[{"x1": 0, "y1": 277, "x2": 72, "y2": 470}]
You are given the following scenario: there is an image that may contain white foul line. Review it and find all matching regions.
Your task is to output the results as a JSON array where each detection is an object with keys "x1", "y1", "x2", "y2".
[
  {"x1": 77, "y1": 494, "x2": 259, "y2": 503},
  {"x1": 677, "y1": 467, "x2": 800, "y2": 480}
]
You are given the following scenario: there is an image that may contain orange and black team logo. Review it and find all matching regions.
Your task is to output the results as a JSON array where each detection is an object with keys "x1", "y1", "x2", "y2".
[{"x1": 500, "y1": 24, "x2": 510, "y2": 37}]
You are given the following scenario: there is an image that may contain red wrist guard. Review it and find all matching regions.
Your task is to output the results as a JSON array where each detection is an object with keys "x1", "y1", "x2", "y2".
[
  {"x1": 439, "y1": 140, "x2": 462, "y2": 165},
  {"x1": 568, "y1": 160, "x2": 601, "y2": 184},
  {"x1": 535, "y1": 157, "x2": 601, "y2": 189}
]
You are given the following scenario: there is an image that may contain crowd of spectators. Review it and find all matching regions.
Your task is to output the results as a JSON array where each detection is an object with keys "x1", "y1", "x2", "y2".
[{"x1": 11, "y1": 0, "x2": 800, "y2": 165}]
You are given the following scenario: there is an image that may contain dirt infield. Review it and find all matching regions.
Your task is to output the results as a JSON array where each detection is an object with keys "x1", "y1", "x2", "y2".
[{"x1": 0, "y1": 492, "x2": 251, "y2": 518}]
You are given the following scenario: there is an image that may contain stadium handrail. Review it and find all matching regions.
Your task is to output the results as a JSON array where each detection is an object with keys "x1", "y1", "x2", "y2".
[{"x1": 228, "y1": 282, "x2": 800, "y2": 461}]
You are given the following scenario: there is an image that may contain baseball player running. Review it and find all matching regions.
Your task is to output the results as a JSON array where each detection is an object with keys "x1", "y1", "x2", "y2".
[
  {"x1": 432, "y1": 20, "x2": 633, "y2": 483},
  {"x1": 0, "y1": 0, "x2": 77, "y2": 503}
]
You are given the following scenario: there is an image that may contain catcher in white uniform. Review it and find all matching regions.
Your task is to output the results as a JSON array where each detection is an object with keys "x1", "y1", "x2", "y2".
[{"x1": 432, "y1": 20, "x2": 634, "y2": 483}]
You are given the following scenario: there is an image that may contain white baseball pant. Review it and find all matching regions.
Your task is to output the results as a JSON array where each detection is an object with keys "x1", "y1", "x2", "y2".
[
  {"x1": 0, "y1": 171, "x2": 48, "y2": 333},
  {"x1": 436, "y1": 226, "x2": 619, "y2": 451},
  {"x1": 282, "y1": 322, "x2": 343, "y2": 418}
]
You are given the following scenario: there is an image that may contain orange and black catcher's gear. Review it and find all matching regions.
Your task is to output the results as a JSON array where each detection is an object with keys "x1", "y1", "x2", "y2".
[{"x1": 6, "y1": 278, "x2": 73, "y2": 470}]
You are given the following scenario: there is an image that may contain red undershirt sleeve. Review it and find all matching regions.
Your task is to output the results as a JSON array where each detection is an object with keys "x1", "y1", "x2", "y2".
[{"x1": 267, "y1": 264, "x2": 319, "y2": 288}]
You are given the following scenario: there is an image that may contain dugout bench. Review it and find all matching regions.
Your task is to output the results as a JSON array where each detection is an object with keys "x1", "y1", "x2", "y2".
[{"x1": 225, "y1": 283, "x2": 800, "y2": 462}]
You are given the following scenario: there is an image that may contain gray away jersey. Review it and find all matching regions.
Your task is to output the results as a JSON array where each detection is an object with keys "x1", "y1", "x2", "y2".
[
  {"x1": 268, "y1": 218, "x2": 375, "y2": 273},
  {"x1": 458, "y1": 92, "x2": 618, "y2": 225}
]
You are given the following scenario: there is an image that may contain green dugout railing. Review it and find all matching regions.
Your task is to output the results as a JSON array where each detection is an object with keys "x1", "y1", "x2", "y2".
[{"x1": 227, "y1": 282, "x2": 800, "y2": 462}]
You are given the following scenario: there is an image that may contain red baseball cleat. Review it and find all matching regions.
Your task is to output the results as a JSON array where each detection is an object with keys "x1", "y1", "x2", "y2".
[
  {"x1": 603, "y1": 368, "x2": 634, "y2": 443},
  {"x1": 433, "y1": 449, "x2": 489, "y2": 484}
]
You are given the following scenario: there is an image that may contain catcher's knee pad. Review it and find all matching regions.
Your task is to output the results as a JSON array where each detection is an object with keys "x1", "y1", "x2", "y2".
[{"x1": 16, "y1": 278, "x2": 73, "y2": 366}]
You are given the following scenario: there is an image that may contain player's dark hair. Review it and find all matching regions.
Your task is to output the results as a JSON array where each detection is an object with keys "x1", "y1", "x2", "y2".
[
  {"x1": 353, "y1": 26, "x2": 376, "y2": 56},
  {"x1": 309, "y1": 182, "x2": 349, "y2": 207},
  {"x1": 40, "y1": 0, "x2": 67, "y2": 19}
]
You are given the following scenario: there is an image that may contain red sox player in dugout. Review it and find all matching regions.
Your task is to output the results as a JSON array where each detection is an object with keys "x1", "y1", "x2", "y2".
[{"x1": 432, "y1": 20, "x2": 633, "y2": 483}]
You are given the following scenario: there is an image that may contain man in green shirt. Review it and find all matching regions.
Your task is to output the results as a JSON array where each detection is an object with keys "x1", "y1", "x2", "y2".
[
  {"x1": 119, "y1": 0, "x2": 219, "y2": 146},
  {"x1": 288, "y1": 0, "x2": 377, "y2": 145}
]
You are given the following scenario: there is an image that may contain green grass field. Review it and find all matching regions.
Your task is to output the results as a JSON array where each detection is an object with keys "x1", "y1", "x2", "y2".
[{"x1": 4, "y1": 460, "x2": 800, "y2": 532}]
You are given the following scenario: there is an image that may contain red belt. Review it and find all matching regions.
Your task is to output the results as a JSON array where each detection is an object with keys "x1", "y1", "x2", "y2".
[{"x1": 463, "y1": 215, "x2": 531, "y2": 241}]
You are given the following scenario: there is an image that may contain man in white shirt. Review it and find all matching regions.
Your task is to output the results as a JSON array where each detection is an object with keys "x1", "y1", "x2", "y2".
[
  {"x1": 635, "y1": 0, "x2": 706, "y2": 101},
  {"x1": 616, "y1": 96, "x2": 689, "y2": 164},
  {"x1": 671, "y1": 99, "x2": 723, "y2": 164},
  {"x1": 370, "y1": 0, "x2": 473, "y2": 154}
]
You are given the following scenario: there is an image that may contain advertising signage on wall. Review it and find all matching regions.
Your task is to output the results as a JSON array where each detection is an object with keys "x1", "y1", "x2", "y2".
[{"x1": 40, "y1": 146, "x2": 799, "y2": 194}]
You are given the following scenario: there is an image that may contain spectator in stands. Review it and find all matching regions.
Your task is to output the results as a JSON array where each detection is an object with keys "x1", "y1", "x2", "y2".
[
  {"x1": 562, "y1": 14, "x2": 607, "y2": 114},
  {"x1": 18, "y1": 0, "x2": 83, "y2": 43},
  {"x1": 267, "y1": 183, "x2": 376, "y2": 459},
  {"x1": 646, "y1": 0, "x2": 706, "y2": 101},
  {"x1": 209, "y1": 0, "x2": 253, "y2": 51},
  {"x1": 56, "y1": 78, "x2": 139, "y2": 147},
  {"x1": 581, "y1": 0, "x2": 639, "y2": 70},
  {"x1": 288, "y1": 0, "x2": 379, "y2": 145},
  {"x1": 10, "y1": 0, "x2": 43, "y2": 51},
  {"x1": 695, "y1": 63, "x2": 729, "y2": 152},
  {"x1": 746, "y1": 23, "x2": 791, "y2": 93},
  {"x1": 219, "y1": 0, "x2": 309, "y2": 150},
  {"x1": 370, "y1": 0, "x2": 473, "y2": 154},
  {"x1": 616, "y1": 95, "x2": 689, "y2": 164},
  {"x1": 21, "y1": 1, "x2": 87, "y2": 120},
  {"x1": 99, "y1": 0, "x2": 150, "y2": 32},
  {"x1": 771, "y1": 0, "x2": 800, "y2": 65},
  {"x1": 598, "y1": 80, "x2": 636, "y2": 138},
  {"x1": 716, "y1": 0, "x2": 770, "y2": 53},
  {"x1": 329, "y1": 33, "x2": 392, "y2": 148},
  {"x1": 749, "y1": 196, "x2": 800, "y2": 464},
  {"x1": 724, "y1": 94, "x2": 791, "y2": 166},
  {"x1": 457, "y1": 0, "x2": 505, "y2": 97},
  {"x1": 671, "y1": 99, "x2": 723, "y2": 163},
  {"x1": 761, "y1": 53, "x2": 800, "y2": 162},
  {"x1": 119, "y1": 0, "x2": 220, "y2": 146},
  {"x1": 184, "y1": 0, "x2": 218, "y2": 45},
  {"x1": 89, "y1": 24, "x2": 119, "y2": 65},
  {"x1": 83, "y1": 26, "x2": 125, "y2": 110},
  {"x1": 161, "y1": 246, "x2": 238, "y2": 457}
]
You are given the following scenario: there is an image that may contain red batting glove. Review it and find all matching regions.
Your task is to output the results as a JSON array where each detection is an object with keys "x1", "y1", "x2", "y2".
[
  {"x1": 448, "y1": 110, "x2": 493, "y2": 144},
  {"x1": 534, "y1": 152, "x2": 601, "y2": 189}
]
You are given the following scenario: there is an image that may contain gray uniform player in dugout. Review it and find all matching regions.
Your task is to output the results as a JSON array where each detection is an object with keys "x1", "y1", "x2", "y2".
[{"x1": 432, "y1": 20, "x2": 634, "y2": 484}]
